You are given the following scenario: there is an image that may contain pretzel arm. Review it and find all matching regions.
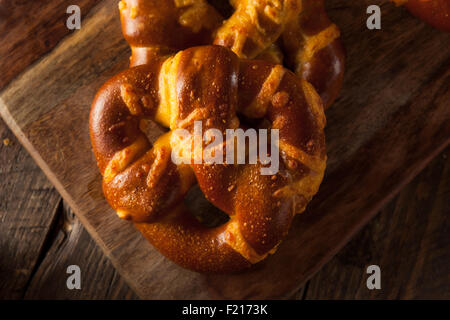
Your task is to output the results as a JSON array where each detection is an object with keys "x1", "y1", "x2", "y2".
[
  {"x1": 137, "y1": 204, "x2": 251, "y2": 273},
  {"x1": 235, "y1": 60, "x2": 326, "y2": 254},
  {"x1": 119, "y1": 0, "x2": 223, "y2": 66},
  {"x1": 282, "y1": 0, "x2": 345, "y2": 109},
  {"x1": 187, "y1": 48, "x2": 326, "y2": 258},
  {"x1": 90, "y1": 61, "x2": 196, "y2": 222}
]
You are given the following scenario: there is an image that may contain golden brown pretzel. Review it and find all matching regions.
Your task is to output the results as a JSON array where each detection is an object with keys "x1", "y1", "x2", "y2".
[
  {"x1": 90, "y1": 45, "x2": 326, "y2": 272},
  {"x1": 212, "y1": 0, "x2": 345, "y2": 109},
  {"x1": 391, "y1": 0, "x2": 450, "y2": 32},
  {"x1": 119, "y1": 0, "x2": 345, "y2": 109}
]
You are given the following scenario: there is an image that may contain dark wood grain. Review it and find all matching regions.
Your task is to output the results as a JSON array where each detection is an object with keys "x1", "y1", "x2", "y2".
[
  {"x1": 304, "y1": 148, "x2": 450, "y2": 299},
  {"x1": 24, "y1": 201, "x2": 138, "y2": 300},
  {"x1": 0, "y1": 118, "x2": 61, "y2": 299},
  {"x1": 0, "y1": 0, "x2": 101, "y2": 91},
  {"x1": 0, "y1": 115, "x2": 136, "y2": 299},
  {"x1": 0, "y1": 0, "x2": 448, "y2": 299}
]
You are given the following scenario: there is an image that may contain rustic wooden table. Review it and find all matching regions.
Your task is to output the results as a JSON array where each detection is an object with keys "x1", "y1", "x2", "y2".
[
  {"x1": 1, "y1": 117, "x2": 448, "y2": 299},
  {"x1": 0, "y1": 0, "x2": 449, "y2": 299}
]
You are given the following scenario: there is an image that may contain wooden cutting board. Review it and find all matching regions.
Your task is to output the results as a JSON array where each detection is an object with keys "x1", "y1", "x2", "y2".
[{"x1": 1, "y1": 0, "x2": 449, "y2": 299}]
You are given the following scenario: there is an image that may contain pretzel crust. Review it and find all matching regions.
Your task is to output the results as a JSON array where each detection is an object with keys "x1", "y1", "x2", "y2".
[
  {"x1": 213, "y1": 0, "x2": 302, "y2": 59},
  {"x1": 281, "y1": 0, "x2": 345, "y2": 109},
  {"x1": 212, "y1": 0, "x2": 345, "y2": 109},
  {"x1": 90, "y1": 45, "x2": 326, "y2": 272},
  {"x1": 119, "y1": 0, "x2": 223, "y2": 66}
]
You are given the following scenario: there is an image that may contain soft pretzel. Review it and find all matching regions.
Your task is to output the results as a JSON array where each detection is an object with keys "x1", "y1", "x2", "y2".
[
  {"x1": 90, "y1": 45, "x2": 326, "y2": 272},
  {"x1": 213, "y1": 0, "x2": 345, "y2": 109},
  {"x1": 391, "y1": 0, "x2": 450, "y2": 32},
  {"x1": 119, "y1": 0, "x2": 345, "y2": 109},
  {"x1": 90, "y1": 0, "x2": 334, "y2": 272}
]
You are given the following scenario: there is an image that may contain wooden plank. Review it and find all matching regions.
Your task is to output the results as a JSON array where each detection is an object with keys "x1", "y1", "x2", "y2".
[
  {"x1": 24, "y1": 201, "x2": 138, "y2": 299},
  {"x1": 0, "y1": 118, "x2": 61, "y2": 299},
  {"x1": 291, "y1": 285, "x2": 307, "y2": 300},
  {"x1": 304, "y1": 148, "x2": 450, "y2": 299},
  {"x1": 0, "y1": 0, "x2": 449, "y2": 299},
  {"x1": 0, "y1": 114, "x2": 135, "y2": 299},
  {"x1": 0, "y1": 0, "x2": 101, "y2": 91},
  {"x1": 0, "y1": 0, "x2": 130, "y2": 129}
]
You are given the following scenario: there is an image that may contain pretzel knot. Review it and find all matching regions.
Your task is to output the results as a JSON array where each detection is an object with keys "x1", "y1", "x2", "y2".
[
  {"x1": 90, "y1": 45, "x2": 326, "y2": 272},
  {"x1": 89, "y1": 0, "x2": 340, "y2": 272}
]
